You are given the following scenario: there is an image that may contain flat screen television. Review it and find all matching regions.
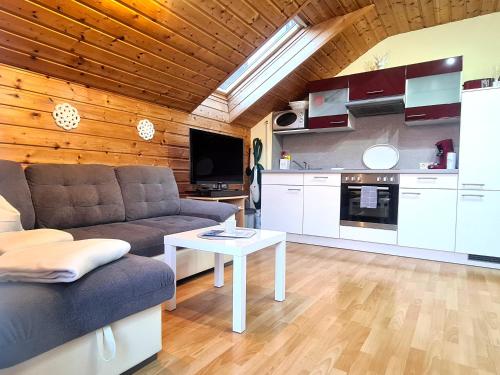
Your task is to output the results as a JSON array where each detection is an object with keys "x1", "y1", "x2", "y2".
[{"x1": 189, "y1": 128, "x2": 244, "y2": 184}]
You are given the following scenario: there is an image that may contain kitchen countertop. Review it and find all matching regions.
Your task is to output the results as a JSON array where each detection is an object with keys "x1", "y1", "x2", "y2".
[{"x1": 262, "y1": 169, "x2": 459, "y2": 174}]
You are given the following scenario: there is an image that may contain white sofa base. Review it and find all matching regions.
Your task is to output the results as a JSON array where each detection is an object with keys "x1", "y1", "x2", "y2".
[
  {"x1": 0, "y1": 305, "x2": 162, "y2": 375},
  {"x1": 288, "y1": 233, "x2": 500, "y2": 270}
]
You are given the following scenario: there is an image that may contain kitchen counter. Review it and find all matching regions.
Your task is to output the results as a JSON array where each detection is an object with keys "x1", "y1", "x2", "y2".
[{"x1": 262, "y1": 169, "x2": 458, "y2": 174}]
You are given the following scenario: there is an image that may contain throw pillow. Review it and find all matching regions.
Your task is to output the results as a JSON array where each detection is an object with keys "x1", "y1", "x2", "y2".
[{"x1": 0, "y1": 195, "x2": 23, "y2": 233}]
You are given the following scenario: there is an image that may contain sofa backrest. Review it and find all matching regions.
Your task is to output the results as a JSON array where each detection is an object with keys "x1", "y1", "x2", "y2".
[
  {"x1": 25, "y1": 164, "x2": 126, "y2": 229},
  {"x1": 0, "y1": 160, "x2": 36, "y2": 230},
  {"x1": 115, "y1": 166, "x2": 180, "y2": 221}
]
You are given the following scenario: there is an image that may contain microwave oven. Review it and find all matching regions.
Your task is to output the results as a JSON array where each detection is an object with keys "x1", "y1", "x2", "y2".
[{"x1": 272, "y1": 109, "x2": 307, "y2": 131}]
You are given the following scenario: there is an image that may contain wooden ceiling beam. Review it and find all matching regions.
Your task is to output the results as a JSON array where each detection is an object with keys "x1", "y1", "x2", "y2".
[
  {"x1": 0, "y1": 46, "x2": 196, "y2": 111},
  {"x1": 0, "y1": 28, "x2": 205, "y2": 105},
  {"x1": 118, "y1": 0, "x2": 255, "y2": 57},
  {"x1": 184, "y1": 0, "x2": 267, "y2": 43},
  {"x1": 0, "y1": 1, "x2": 226, "y2": 83},
  {"x1": 0, "y1": 9, "x2": 214, "y2": 97},
  {"x1": 72, "y1": 0, "x2": 240, "y2": 70}
]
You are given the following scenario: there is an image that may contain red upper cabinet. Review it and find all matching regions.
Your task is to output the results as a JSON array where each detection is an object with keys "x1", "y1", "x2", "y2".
[
  {"x1": 405, "y1": 56, "x2": 462, "y2": 126},
  {"x1": 348, "y1": 66, "x2": 406, "y2": 101},
  {"x1": 308, "y1": 76, "x2": 349, "y2": 93},
  {"x1": 406, "y1": 56, "x2": 463, "y2": 78},
  {"x1": 308, "y1": 76, "x2": 352, "y2": 131}
]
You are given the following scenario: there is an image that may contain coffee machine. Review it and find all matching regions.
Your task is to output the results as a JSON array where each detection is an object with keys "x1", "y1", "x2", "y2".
[{"x1": 429, "y1": 139, "x2": 454, "y2": 169}]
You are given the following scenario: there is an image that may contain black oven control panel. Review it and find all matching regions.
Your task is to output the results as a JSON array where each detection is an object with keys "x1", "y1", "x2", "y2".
[{"x1": 341, "y1": 173, "x2": 399, "y2": 185}]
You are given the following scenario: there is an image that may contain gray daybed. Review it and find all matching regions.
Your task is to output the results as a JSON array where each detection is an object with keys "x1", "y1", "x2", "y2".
[{"x1": 0, "y1": 160, "x2": 238, "y2": 372}]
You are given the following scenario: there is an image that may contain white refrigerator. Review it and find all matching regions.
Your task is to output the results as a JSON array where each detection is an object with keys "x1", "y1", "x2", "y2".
[{"x1": 456, "y1": 87, "x2": 500, "y2": 257}]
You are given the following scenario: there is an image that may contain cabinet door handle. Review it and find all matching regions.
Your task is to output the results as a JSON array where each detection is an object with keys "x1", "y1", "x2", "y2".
[
  {"x1": 461, "y1": 194, "x2": 484, "y2": 198},
  {"x1": 462, "y1": 183, "x2": 485, "y2": 186},
  {"x1": 407, "y1": 114, "x2": 427, "y2": 118},
  {"x1": 402, "y1": 192, "x2": 421, "y2": 195},
  {"x1": 313, "y1": 176, "x2": 328, "y2": 179},
  {"x1": 329, "y1": 120, "x2": 346, "y2": 124},
  {"x1": 366, "y1": 90, "x2": 384, "y2": 94},
  {"x1": 417, "y1": 177, "x2": 437, "y2": 180},
  {"x1": 287, "y1": 188, "x2": 301, "y2": 191},
  {"x1": 347, "y1": 186, "x2": 389, "y2": 191}
]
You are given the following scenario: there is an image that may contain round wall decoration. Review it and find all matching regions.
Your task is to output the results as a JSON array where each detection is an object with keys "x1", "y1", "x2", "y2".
[
  {"x1": 137, "y1": 119, "x2": 155, "y2": 141},
  {"x1": 52, "y1": 103, "x2": 80, "y2": 131}
]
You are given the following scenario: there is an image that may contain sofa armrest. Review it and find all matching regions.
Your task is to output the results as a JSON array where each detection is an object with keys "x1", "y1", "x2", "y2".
[{"x1": 179, "y1": 199, "x2": 239, "y2": 223}]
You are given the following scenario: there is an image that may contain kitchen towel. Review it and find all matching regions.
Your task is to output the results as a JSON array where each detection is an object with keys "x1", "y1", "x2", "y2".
[{"x1": 360, "y1": 186, "x2": 378, "y2": 209}]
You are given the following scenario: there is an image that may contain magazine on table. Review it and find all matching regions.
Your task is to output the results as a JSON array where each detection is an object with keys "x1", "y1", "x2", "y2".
[{"x1": 198, "y1": 229, "x2": 256, "y2": 240}]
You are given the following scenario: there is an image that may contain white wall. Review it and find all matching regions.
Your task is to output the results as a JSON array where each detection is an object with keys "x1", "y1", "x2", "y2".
[{"x1": 249, "y1": 113, "x2": 273, "y2": 169}]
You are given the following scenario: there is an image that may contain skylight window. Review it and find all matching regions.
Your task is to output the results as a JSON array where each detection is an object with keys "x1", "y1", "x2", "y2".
[{"x1": 217, "y1": 19, "x2": 303, "y2": 94}]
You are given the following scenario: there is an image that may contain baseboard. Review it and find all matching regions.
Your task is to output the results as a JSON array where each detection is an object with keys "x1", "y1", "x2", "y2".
[{"x1": 287, "y1": 233, "x2": 500, "y2": 270}]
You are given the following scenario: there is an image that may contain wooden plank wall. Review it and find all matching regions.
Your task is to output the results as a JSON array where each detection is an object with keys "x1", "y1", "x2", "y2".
[{"x1": 0, "y1": 64, "x2": 250, "y2": 195}]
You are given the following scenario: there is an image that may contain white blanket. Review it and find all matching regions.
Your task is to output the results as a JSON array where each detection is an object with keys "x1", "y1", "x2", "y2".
[
  {"x1": 0, "y1": 239, "x2": 130, "y2": 283},
  {"x1": 0, "y1": 229, "x2": 74, "y2": 255}
]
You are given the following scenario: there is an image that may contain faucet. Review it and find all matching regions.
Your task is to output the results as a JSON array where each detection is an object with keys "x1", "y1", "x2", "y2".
[{"x1": 292, "y1": 160, "x2": 309, "y2": 170}]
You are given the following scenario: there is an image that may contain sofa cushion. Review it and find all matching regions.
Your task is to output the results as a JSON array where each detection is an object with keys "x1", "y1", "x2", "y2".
[
  {"x1": 65, "y1": 222, "x2": 165, "y2": 258},
  {"x1": 0, "y1": 254, "x2": 174, "y2": 369},
  {"x1": 179, "y1": 198, "x2": 239, "y2": 222},
  {"x1": 132, "y1": 215, "x2": 218, "y2": 234},
  {"x1": 0, "y1": 160, "x2": 35, "y2": 230},
  {"x1": 25, "y1": 164, "x2": 125, "y2": 229},
  {"x1": 115, "y1": 166, "x2": 180, "y2": 221}
]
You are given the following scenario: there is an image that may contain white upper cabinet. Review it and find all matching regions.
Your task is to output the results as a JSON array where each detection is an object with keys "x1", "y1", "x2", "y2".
[{"x1": 459, "y1": 88, "x2": 500, "y2": 190}]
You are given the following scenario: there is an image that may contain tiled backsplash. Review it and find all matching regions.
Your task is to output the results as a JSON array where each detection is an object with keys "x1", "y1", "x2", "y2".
[{"x1": 280, "y1": 114, "x2": 460, "y2": 169}]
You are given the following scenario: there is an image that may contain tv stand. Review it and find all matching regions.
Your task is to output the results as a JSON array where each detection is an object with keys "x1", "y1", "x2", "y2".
[
  {"x1": 186, "y1": 195, "x2": 248, "y2": 226},
  {"x1": 196, "y1": 189, "x2": 245, "y2": 198},
  {"x1": 195, "y1": 183, "x2": 244, "y2": 198}
]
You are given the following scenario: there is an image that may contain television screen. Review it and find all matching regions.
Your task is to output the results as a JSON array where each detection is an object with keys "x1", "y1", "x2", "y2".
[{"x1": 189, "y1": 129, "x2": 244, "y2": 184}]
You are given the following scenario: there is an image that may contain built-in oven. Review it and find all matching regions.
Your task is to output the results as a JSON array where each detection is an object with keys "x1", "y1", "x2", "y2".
[{"x1": 340, "y1": 173, "x2": 399, "y2": 230}]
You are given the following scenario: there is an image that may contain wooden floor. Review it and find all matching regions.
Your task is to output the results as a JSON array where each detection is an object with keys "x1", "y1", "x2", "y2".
[{"x1": 137, "y1": 243, "x2": 500, "y2": 375}]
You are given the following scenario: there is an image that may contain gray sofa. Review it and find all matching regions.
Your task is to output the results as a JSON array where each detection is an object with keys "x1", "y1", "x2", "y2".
[
  {"x1": 0, "y1": 160, "x2": 238, "y2": 370},
  {"x1": 20, "y1": 163, "x2": 238, "y2": 257}
]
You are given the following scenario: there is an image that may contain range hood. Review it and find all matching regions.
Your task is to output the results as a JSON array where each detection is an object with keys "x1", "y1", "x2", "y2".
[{"x1": 345, "y1": 95, "x2": 405, "y2": 117}]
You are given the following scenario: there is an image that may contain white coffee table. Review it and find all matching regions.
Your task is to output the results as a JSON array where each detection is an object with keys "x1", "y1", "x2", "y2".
[{"x1": 163, "y1": 226, "x2": 286, "y2": 333}]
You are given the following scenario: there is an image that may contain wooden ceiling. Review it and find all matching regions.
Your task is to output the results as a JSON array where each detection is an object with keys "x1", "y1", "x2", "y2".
[
  {"x1": 0, "y1": 0, "x2": 498, "y2": 126},
  {"x1": 0, "y1": 0, "x2": 310, "y2": 113}
]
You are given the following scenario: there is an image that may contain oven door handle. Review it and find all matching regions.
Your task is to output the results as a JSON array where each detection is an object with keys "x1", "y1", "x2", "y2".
[{"x1": 346, "y1": 186, "x2": 389, "y2": 191}]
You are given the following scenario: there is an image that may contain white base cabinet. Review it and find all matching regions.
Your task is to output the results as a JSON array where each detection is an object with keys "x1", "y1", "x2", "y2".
[
  {"x1": 456, "y1": 190, "x2": 500, "y2": 257},
  {"x1": 303, "y1": 186, "x2": 340, "y2": 238},
  {"x1": 398, "y1": 188, "x2": 457, "y2": 252},
  {"x1": 261, "y1": 185, "x2": 303, "y2": 234}
]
